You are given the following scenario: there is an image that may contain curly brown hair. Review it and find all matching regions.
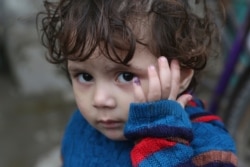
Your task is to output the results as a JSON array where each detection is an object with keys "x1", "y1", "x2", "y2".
[{"x1": 37, "y1": 0, "x2": 224, "y2": 91}]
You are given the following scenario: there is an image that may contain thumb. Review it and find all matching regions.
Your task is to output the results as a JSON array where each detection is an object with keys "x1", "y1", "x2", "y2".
[{"x1": 177, "y1": 94, "x2": 192, "y2": 108}]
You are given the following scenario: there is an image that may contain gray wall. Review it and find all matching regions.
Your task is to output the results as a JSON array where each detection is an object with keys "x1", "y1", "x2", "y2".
[
  {"x1": 2, "y1": 0, "x2": 73, "y2": 97},
  {"x1": 0, "y1": 1, "x2": 75, "y2": 167}
]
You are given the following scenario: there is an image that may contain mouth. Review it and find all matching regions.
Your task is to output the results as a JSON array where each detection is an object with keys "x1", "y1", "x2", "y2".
[{"x1": 98, "y1": 120, "x2": 123, "y2": 129}]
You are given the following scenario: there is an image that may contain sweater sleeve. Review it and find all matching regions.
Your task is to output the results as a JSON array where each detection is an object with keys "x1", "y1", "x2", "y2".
[
  {"x1": 124, "y1": 99, "x2": 238, "y2": 167},
  {"x1": 124, "y1": 100, "x2": 195, "y2": 166},
  {"x1": 186, "y1": 99, "x2": 238, "y2": 166}
]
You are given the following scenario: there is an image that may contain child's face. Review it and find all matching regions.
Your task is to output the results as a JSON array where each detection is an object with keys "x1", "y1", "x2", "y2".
[
  {"x1": 68, "y1": 44, "x2": 193, "y2": 141},
  {"x1": 68, "y1": 44, "x2": 158, "y2": 140}
]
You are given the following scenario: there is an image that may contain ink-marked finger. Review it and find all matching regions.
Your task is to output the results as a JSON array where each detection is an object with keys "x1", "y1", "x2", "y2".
[
  {"x1": 177, "y1": 94, "x2": 192, "y2": 108},
  {"x1": 168, "y1": 60, "x2": 181, "y2": 100},
  {"x1": 133, "y1": 77, "x2": 146, "y2": 103},
  {"x1": 158, "y1": 56, "x2": 171, "y2": 99},
  {"x1": 147, "y1": 65, "x2": 161, "y2": 101}
]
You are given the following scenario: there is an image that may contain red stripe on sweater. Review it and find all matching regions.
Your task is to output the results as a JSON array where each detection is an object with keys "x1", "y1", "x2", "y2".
[
  {"x1": 131, "y1": 138, "x2": 176, "y2": 166},
  {"x1": 187, "y1": 100, "x2": 197, "y2": 107},
  {"x1": 192, "y1": 115, "x2": 221, "y2": 122}
]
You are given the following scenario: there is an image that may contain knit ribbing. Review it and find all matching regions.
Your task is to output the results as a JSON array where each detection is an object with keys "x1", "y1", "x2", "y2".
[{"x1": 124, "y1": 100, "x2": 193, "y2": 141}]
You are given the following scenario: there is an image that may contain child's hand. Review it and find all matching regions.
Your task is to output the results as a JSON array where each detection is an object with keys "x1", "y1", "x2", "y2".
[{"x1": 133, "y1": 57, "x2": 192, "y2": 108}]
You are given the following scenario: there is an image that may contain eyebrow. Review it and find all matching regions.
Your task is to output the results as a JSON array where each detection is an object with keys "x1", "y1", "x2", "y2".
[
  {"x1": 68, "y1": 61, "x2": 147, "y2": 74},
  {"x1": 103, "y1": 63, "x2": 147, "y2": 73},
  {"x1": 68, "y1": 63, "x2": 87, "y2": 73},
  {"x1": 129, "y1": 65, "x2": 146, "y2": 73}
]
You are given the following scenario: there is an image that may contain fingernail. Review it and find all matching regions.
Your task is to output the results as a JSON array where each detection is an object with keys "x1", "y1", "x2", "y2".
[
  {"x1": 133, "y1": 77, "x2": 141, "y2": 85},
  {"x1": 159, "y1": 56, "x2": 167, "y2": 62},
  {"x1": 149, "y1": 65, "x2": 155, "y2": 70}
]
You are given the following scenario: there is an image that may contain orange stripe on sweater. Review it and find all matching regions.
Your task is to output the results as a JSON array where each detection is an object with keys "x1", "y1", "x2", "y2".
[{"x1": 192, "y1": 151, "x2": 238, "y2": 166}]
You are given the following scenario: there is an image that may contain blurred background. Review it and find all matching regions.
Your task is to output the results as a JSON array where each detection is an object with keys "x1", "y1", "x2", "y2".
[
  {"x1": 0, "y1": 0, "x2": 249, "y2": 167},
  {"x1": 0, "y1": 0, "x2": 76, "y2": 166}
]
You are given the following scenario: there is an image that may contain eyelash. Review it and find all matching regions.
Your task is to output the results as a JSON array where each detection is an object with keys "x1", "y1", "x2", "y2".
[
  {"x1": 116, "y1": 72, "x2": 135, "y2": 83},
  {"x1": 76, "y1": 73, "x2": 93, "y2": 83},
  {"x1": 72, "y1": 71, "x2": 136, "y2": 84}
]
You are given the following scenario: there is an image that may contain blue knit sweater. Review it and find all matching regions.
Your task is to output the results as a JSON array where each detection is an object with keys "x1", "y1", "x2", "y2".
[{"x1": 61, "y1": 99, "x2": 237, "y2": 167}]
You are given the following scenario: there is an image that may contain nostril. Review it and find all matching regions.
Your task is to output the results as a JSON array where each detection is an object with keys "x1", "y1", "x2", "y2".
[{"x1": 92, "y1": 90, "x2": 116, "y2": 109}]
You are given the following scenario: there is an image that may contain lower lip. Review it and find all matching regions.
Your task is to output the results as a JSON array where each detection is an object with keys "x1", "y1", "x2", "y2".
[{"x1": 99, "y1": 121, "x2": 123, "y2": 129}]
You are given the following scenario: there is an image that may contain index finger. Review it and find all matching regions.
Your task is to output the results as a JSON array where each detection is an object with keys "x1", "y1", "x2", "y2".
[{"x1": 168, "y1": 60, "x2": 181, "y2": 100}]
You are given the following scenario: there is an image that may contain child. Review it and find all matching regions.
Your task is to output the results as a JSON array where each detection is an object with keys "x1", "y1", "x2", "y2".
[{"x1": 38, "y1": 0, "x2": 237, "y2": 166}]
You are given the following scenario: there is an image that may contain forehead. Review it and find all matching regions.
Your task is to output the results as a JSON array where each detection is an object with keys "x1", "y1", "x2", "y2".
[
  {"x1": 68, "y1": 43, "x2": 158, "y2": 71},
  {"x1": 94, "y1": 43, "x2": 156, "y2": 64}
]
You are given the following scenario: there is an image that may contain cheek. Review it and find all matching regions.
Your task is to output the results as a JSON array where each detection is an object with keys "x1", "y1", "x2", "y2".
[
  {"x1": 140, "y1": 79, "x2": 149, "y2": 96},
  {"x1": 72, "y1": 85, "x2": 90, "y2": 110},
  {"x1": 74, "y1": 92, "x2": 94, "y2": 120},
  {"x1": 116, "y1": 88, "x2": 135, "y2": 116},
  {"x1": 119, "y1": 96, "x2": 133, "y2": 120},
  {"x1": 74, "y1": 92, "x2": 87, "y2": 111}
]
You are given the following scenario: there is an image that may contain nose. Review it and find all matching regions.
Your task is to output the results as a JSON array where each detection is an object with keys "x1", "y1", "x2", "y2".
[{"x1": 92, "y1": 83, "x2": 116, "y2": 109}]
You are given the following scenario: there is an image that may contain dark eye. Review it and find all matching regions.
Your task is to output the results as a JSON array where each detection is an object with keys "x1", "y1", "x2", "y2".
[
  {"x1": 117, "y1": 72, "x2": 134, "y2": 83},
  {"x1": 78, "y1": 73, "x2": 93, "y2": 83}
]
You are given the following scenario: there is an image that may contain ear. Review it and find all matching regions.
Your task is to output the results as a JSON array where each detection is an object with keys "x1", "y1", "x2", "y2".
[{"x1": 179, "y1": 69, "x2": 194, "y2": 93}]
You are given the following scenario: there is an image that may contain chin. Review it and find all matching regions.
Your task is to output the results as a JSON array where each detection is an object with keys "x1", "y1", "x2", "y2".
[{"x1": 104, "y1": 132, "x2": 127, "y2": 141}]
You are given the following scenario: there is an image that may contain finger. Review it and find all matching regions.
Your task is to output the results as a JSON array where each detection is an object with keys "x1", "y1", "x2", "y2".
[
  {"x1": 133, "y1": 77, "x2": 146, "y2": 103},
  {"x1": 147, "y1": 65, "x2": 161, "y2": 101},
  {"x1": 158, "y1": 56, "x2": 171, "y2": 99},
  {"x1": 168, "y1": 60, "x2": 181, "y2": 100},
  {"x1": 177, "y1": 94, "x2": 192, "y2": 108}
]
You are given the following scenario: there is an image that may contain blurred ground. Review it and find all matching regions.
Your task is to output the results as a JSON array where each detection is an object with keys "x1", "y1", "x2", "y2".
[
  {"x1": 0, "y1": 0, "x2": 76, "y2": 165},
  {"x1": 0, "y1": 76, "x2": 76, "y2": 167}
]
